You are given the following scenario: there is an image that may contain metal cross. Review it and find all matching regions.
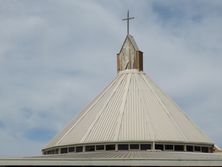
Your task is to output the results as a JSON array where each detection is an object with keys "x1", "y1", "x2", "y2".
[{"x1": 122, "y1": 10, "x2": 134, "y2": 35}]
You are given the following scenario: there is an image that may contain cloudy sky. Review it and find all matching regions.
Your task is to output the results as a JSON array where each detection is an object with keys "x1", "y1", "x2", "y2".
[{"x1": 0, "y1": 0, "x2": 222, "y2": 156}]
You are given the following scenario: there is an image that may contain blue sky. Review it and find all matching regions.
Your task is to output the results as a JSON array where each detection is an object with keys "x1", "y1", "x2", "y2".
[{"x1": 0, "y1": 0, "x2": 222, "y2": 156}]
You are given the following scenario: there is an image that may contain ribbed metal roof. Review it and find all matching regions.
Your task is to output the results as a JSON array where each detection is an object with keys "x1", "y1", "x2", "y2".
[
  {"x1": 45, "y1": 69, "x2": 213, "y2": 149},
  {"x1": 1, "y1": 151, "x2": 222, "y2": 166},
  {"x1": 37, "y1": 151, "x2": 222, "y2": 160}
]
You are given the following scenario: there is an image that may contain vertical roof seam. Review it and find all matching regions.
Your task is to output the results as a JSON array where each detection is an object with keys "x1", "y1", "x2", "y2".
[
  {"x1": 55, "y1": 74, "x2": 123, "y2": 145},
  {"x1": 80, "y1": 73, "x2": 126, "y2": 143},
  {"x1": 135, "y1": 73, "x2": 155, "y2": 140},
  {"x1": 113, "y1": 73, "x2": 132, "y2": 141},
  {"x1": 141, "y1": 74, "x2": 188, "y2": 141},
  {"x1": 80, "y1": 73, "x2": 124, "y2": 142},
  {"x1": 155, "y1": 85, "x2": 212, "y2": 140}
]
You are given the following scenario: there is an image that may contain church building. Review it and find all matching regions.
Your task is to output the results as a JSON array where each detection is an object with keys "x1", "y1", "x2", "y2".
[{"x1": 0, "y1": 11, "x2": 222, "y2": 166}]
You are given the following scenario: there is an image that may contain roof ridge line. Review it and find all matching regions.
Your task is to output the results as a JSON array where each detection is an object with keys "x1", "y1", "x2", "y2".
[
  {"x1": 80, "y1": 74, "x2": 126, "y2": 143},
  {"x1": 55, "y1": 74, "x2": 123, "y2": 145},
  {"x1": 113, "y1": 73, "x2": 132, "y2": 141},
  {"x1": 158, "y1": 86, "x2": 213, "y2": 142},
  {"x1": 135, "y1": 73, "x2": 155, "y2": 140},
  {"x1": 147, "y1": 76, "x2": 213, "y2": 143},
  {"x1": 141, "y1": 74, "x2": 188, "y2": 141}
]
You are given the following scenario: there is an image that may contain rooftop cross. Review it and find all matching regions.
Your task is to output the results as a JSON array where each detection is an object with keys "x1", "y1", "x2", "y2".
[{"x1": 122, "y1": 10, "x2": 134, "y2": 35}]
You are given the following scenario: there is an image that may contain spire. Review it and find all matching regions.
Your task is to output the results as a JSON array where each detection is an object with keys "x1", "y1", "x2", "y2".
[{"x1": 117, "y1": 11, "x2": 143, "y2": 72}]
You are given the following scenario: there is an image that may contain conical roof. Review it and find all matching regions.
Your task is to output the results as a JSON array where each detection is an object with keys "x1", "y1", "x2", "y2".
[
  {"x1": 45, "y1": 69, "x2": 212, "y2": 149},
  {"x1": 43, "y1": 35, "x2": 214, "y2": 154}
]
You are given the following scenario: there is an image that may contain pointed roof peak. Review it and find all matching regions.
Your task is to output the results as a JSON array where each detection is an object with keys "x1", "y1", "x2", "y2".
[
  {"x1": 125, "y1": 34, "x2": 139, "y2": 51},
  {"x1": 117, "y1": 34, "x2": 143, "y2": 72}
]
